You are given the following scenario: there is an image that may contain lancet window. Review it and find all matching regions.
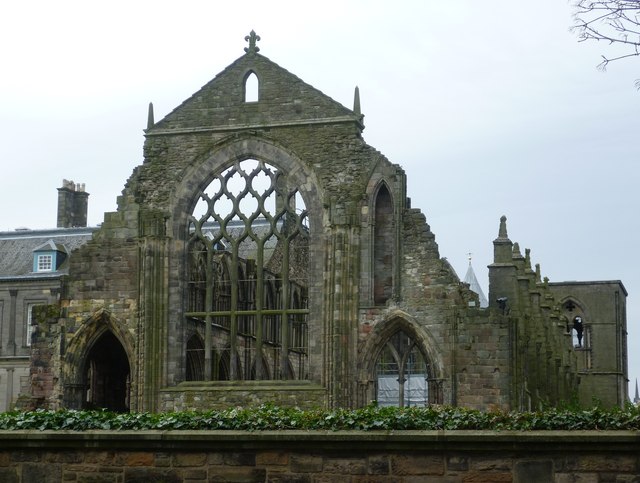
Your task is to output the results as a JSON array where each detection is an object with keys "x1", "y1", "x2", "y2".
[
  {"x1": 373, "y1": 183, "x2": 393, "y2": 305},
  {"x1": 244, "y1": 72, "x2": 259, "y2": 102},
  {"x1": 185, "y1": 159, "x2": 309, "y2": 381}
]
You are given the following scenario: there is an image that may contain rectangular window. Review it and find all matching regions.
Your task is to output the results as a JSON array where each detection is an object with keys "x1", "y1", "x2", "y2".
[
  {"x1": 23, "y1": 304, "x2": 39, "y2": 347},
  {"x1": 37, "y1": 254, "x2": 53, "y2": 272}
]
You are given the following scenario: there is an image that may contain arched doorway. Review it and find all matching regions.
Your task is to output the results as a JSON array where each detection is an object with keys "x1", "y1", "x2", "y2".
[{"x1": 83, "y1": 331, "x2": 130, "y2": 412}]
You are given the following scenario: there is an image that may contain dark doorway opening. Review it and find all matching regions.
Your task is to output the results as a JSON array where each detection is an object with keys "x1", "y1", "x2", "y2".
[{"x1": 83, "y1": 331, "x2": 130, "y2": 412}]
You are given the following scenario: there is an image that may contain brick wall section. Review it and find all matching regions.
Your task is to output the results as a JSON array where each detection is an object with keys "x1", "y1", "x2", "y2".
[{"x1": 0, "y1": 430, "x2": 639, "y2": 482}]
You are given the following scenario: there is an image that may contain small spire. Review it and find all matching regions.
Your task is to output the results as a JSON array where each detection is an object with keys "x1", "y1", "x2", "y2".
[
  {"x1": 635, "y1": 379, "x2": 640, "y2": 404},
  {"x1": 467, "y1": 252, "x2": 473, "y2": 265},
  {"x1": 147, "y1": 102, "x2": 155, "y2": 130},
  {"x1": 525, "y1": 248, "x2": 532, "y2": 270},
  {"x1": 464, "y1": 254, "x2": 488, "y2": 308},
  {"x1": 535, "y1": 263, "x2": 541, "y2": 283},
  {"x1": 244, "y1": 30, "x2": 261, "y2": 54},
  {"x1": 498, "y1": 215, "x2": 508, "y2": 238},
  {"x1": 353, "y1": 86, "x2": 361, "y2": 116}
]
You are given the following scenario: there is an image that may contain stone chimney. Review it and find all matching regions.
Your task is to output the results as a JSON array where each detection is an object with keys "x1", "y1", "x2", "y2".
[{"x1": 57, "y1": 179, "x2": 89, "y2": 228}]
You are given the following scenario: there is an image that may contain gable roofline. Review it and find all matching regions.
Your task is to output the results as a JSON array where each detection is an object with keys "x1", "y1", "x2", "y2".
[
  {"x1": 146, "y1": 50, "x2": 364, "y2": 135},
  {"x1": 33, "y1": 239, "x2": 67, "y2": 253}
]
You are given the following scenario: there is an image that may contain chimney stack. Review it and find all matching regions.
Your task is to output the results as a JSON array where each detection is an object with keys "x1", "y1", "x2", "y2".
[{"x1": 57, "y1": 179, "x2": 89, "y2": 228}]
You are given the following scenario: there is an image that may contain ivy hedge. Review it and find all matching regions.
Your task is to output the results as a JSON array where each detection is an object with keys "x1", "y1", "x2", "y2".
[{"x1": 2, "y1": 404, "x2": 640, "y2": 431}]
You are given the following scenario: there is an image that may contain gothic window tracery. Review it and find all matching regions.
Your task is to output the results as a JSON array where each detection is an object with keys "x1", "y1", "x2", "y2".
[
  {"x1": 374, "y1": 329, "x2": 431, "y2": 407},
  {"x1": 185, "y1": 159, "x2": 309, "y2": 381}
]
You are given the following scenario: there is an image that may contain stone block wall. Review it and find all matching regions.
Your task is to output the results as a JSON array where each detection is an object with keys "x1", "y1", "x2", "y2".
[
  {"x1": 0, "y1": 430, "x2": 639, "y2": 482},
  {"x1": 159, "y1": 382, "x2": 326, "y2": 411}
]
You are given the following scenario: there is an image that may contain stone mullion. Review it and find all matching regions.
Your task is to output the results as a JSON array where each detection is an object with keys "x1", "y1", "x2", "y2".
[
  {"x1": 229, "y1": 240, "x2": 239, "y2": 380},
  {"x1": 204, "y1": 248, "x2": 213, "y2": 381},
  {"x1": 254, "y1": 238, "x2": 265, "y2": 380},
  {"x1": 279, "y1": 237, "x2": 290, "y2": 379},
  {"x1": 398, "y1": 368, "x2": 406, "y2": 408}
]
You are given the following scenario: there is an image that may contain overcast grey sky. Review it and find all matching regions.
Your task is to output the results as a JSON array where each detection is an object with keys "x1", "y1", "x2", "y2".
[{"x1": 1, "y1": 1, "x2": 638, "y2": 399}]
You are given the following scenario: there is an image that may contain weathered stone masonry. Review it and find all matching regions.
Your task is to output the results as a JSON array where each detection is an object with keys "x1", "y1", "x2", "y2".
[
  {"x1": 1, "y1": 430, "x2": 640, "y2": 483},
  {"x1": 18, "y1": 33, "x2": 627, "y2": 412}
]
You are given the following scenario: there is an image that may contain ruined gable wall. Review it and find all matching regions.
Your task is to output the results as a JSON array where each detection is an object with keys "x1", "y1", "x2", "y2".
[
  {"x1": 128, "y1": 52, "x2": 408, "y2": 410},
  {"x1": 356, "y1": 199, "x2": 512, "y2": 410}
]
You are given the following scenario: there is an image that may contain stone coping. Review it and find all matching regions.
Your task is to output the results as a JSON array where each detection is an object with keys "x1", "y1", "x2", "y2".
[
  {"x1": 166, "y1": 380, "x2": 324, "y2": 391},
  {"x1": 1, "y1": 430, "x2": 639, "y2": 452}
]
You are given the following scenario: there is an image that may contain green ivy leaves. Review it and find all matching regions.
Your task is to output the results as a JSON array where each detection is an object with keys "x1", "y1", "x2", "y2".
[{"x1": 2, "y1": 403, "x2": 640, "y2": 431}]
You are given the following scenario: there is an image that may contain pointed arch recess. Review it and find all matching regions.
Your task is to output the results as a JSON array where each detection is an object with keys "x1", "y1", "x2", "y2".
[
  {"x1": 186, "y1": 333, "x2": 205, "y2": 381},
  {"x1": 63, "y1": 309, "x2": 135, "y2": 385},
  {"x1": 360, "y1": 311, "x2": 443, "y2": 405},
  {"x1": 171, "y1": 136, "x2": 321, "y2": 235},
  {"x1": 373, "y1": 181, "x2": 394, "y2": 305},
  {"x1": 170, "y1": 136, "x2": 321, "y2": 384},
  {"x1": 62, "y1": 309, "x2": 135, "y2": 411}
]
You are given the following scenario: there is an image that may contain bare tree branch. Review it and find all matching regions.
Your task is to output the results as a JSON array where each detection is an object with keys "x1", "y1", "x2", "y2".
[{"x1": 571, "y1": 0, "x2": 640, "y2": 85}]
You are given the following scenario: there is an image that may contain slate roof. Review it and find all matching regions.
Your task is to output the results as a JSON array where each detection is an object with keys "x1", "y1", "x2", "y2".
[{"x1": 0, "y1": 227, "x2": 95, "y2": 280}]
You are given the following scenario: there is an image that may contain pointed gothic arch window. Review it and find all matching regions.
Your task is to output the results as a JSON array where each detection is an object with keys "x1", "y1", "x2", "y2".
[
  {"x1": 212, "y1": 348, "x2": 230, "y2": 381},
  {"x1": 186, "y1": 334, "x2": 205, "y2": 381},
  {"x1": 375, "y1": 330, "x2": 429, "y2": 407},
  {"x1": 374, "y1": 183, "x2": 393, "y2": 305},
  {"x1": 244, "y1": 72, "x2": 259, "y2": 102},
  {"x1": 186, "y1": 158, "x2": 309, "y2": 381}
]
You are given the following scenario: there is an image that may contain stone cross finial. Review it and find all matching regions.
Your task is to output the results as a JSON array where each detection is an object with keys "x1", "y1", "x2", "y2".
[{"x1": 244, "y1": 30, "x2": 261, "y2": 54}]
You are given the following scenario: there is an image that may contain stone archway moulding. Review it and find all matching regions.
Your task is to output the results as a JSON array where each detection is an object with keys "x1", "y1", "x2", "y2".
[
  {"x1": 170, "y1": 134, "x2": 322, "y2": 238},
  {"x1": 359, "y1": 309, "x2": 443, "y2": 382},
  {"x1": 63, "y1": 308, "x2": 135, "y2": 386}
]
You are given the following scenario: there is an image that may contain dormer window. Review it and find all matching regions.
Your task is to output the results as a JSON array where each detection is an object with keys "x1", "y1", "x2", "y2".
[
  {"x1": 37, "y1": 254, "x2": 53, "y2": 272},
  {"x1": 32, "y1": 240, "x2": 67, "y2": 273}
]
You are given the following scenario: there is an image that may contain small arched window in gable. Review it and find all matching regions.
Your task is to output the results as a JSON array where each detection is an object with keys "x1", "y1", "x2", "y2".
[
  {"x1": 244, "y1": 71, "x2": 259, "y2": 102},
  {"x1": 374, "y1": 183, "x2": 394, "y2": 305}
]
